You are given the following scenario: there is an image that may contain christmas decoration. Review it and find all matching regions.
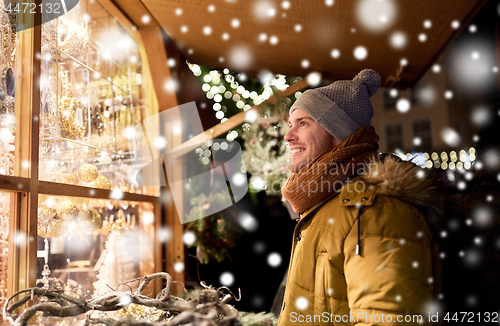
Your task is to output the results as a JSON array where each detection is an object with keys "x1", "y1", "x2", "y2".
[
  {"x1": 89, "y1": 175, "x2": 112, "y2": 190},
  {"x1": 93, "y1": 210, "x2": 138, "y2": 295},
  {"x1": 55, "y1": 92, "x2": 87, "y2": 140},
  {"x1": 78, "y1": 163, "x2": 99, "y2": 182},
  {"x1": 186, "y1": 191, "x2": 242, "y2": 264},
  {"x1": 0, "y1": 96, "x2": 14, "y2": 114},
  {"x1": 0, "y1": 114, "x2": 15, "y2": 176},
  {"x1": 0, "y1": 192, "x2": 9, "y2": 306},
  {"x1": 114, "y1": 303, "x2": 167, "y2": 323},
  {"x1": 56, "y1": 201, "x2": 78, "y2": 220},
  {"x1": 241, "y1": 98, "x2": 291, "y2": 196},
  {"x1": 37, "y1": 203, "x2": 58, "y2": 236},
  {"x1": 56, "y1": 18, "x2": 92, "y2": 63},
  {"x1": 93, "y1": 234, "x2": 128, "y2": 284},
  {"x1": 3, "y1": 272, "x2": 242, "y2": 326},
  {"x1": 37, "y1": 198, "x2": 101, "y2": 238}
]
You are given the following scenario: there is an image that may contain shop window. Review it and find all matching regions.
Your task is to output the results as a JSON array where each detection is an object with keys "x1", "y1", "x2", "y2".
[
  {"x1": 385, "y1": 124, "x2": 403, "y2": 152},
  {"x1": 36, "y1": 194, "x2": 155, "y2": 296},
  {"x1": 39, "y1": 0, "x2": 153, "y2": 196},
  {"x1": 0, "y1": 7, "x2": 17, "y2": 176},
  {"x1": 0, "y1": 0, "x2": 163, "y2": 307}
]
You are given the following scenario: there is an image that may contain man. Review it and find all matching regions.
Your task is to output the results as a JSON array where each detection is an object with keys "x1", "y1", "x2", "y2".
[{"x1": 278, "y1": 69, "x2": 445, "y2": 325}]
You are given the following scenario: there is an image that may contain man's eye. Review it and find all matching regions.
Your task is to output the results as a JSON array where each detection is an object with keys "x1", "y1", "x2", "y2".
[{"x1": 300, "y1": 121, "x2": 307, "y2": 126}]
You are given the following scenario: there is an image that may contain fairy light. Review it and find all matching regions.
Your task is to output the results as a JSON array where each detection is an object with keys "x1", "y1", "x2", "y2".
[
  {"x1": 188, "y1": 65, "x2": 293, "y2": 141},
  {"x1": 418, "y1": 147, "x2": 476, "y2": 170}
]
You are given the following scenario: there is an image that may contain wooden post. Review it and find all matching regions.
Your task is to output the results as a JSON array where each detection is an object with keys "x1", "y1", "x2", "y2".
[{"x1": 11, "y1": 0, "x2": 42, "y2": 299}]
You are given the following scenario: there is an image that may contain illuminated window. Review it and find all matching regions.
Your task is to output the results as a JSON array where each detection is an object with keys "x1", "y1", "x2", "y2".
[
  {"x1": 413, "y1": 119, "x2": 432, "y2": 151},
  {"x1": 385, "y1": 124, "x2": 403, "y2": 152}
]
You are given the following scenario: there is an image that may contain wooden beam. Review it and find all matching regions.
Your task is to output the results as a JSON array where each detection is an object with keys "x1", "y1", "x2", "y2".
[
  {"x1": 139, "y1": 26, "x2": 179, "y2": 112},
  {"x1": 37, "y1": 181, "x2": 161, "y2": 203},
  {"x1": 12, "y1": 0, "x2": 42, "y2": 295},
  {"x1": 6, "y1": 193, "x2": 21, "y2": 314},
  {"x1": 0, "y1": 176, "x2": 30, "y2": 192},
  {"x1": 96, "y1": 0, "x2": 143, "y2": 47},
  {"x1": 169, "y1": 77, "x2": 311, "y2": 159}
]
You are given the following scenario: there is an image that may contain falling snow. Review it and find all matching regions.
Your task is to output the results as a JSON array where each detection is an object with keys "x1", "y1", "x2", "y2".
[
  {"x1": 183, "y1": 231, "x2": 196, "y2": 245},
  {"x1": 356, "y1": 0, "x2": 395, "y2": 31},
  {"x1": 390, "y1": 32, "x2": 407, "y2": 49},
  {"x1": 295, "y1": 296, "x2": 309, "y2": 310},
  {"x1": 267, "y1": 252, "x2": 282, "y2": 267},
  {"x1": 238, "y1": 213, "x2": 259, "y2": 232},
  {"x1": 396, "y1": 99, "x2": 410, "y2": 113},
  {"x1": 353, "y1": 46, "x2": 368, "y2": 60},
  {"x1": 220, "y1": 272, "x2": 235, "y2": 286}
]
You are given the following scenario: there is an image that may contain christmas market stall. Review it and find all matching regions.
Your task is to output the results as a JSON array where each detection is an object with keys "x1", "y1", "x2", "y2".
[{"x1": 1, "y1": 0, "x2": 498, "y2": 325}]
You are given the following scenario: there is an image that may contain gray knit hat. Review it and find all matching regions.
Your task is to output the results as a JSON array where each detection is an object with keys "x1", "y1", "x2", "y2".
[{"x1": 289, "y1": 69, "x2": 381, "y2": 142}]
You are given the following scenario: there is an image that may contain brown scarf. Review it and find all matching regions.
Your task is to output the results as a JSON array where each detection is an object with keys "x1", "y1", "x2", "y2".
[{"x1": 282, "y1": 126, "x2": 379, "y2": 213}]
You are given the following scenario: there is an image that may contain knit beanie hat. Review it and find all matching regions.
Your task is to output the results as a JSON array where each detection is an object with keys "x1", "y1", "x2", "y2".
[{"x1": 289, "y1": 69, "x2": 381, "y2": 142}]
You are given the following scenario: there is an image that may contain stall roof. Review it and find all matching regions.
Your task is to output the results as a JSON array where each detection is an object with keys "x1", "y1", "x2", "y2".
[{"x1": 115, "y1": 0, "x2": 488, "y2": 89}]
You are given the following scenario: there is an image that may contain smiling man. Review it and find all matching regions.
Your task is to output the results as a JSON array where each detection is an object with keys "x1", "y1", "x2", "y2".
[
  {"x1": 286, "y1": 110, "x2": 341, "y2": 173},
  {"x1": 278, "y1": 70, "x2": 446, "y2": 325}
]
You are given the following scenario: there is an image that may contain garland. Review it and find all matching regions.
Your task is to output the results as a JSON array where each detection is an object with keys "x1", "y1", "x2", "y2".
[{"x1": 242, "y1": 98, "x2": 291, "y2": 196}]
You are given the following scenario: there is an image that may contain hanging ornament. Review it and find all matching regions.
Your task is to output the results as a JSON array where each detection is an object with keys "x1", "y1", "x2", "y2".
[
  {"x1": 56, "y1": 201, "x2": 78, "y2": 220},
  {"x1": 38, "y1": 220, "x2": 63, "y2": 238},
  {"x1": 78, "y1": 164, "x2": 99, "y2": 182},
  {"x1": 5, "y1": 68, "x2": 14, "y2": 97},
  {"x1": 90, "y1": 208, "x2": 102, "y2": 229},
  {"x1": 55, "y1": 92, "x2": 87, "y2": 140},
  {"x1": 37, "y1": 203, "x2": 58, "y2": 234},
  {"x1": 111, "y1": 210, "x2": 126, "y2": 231},
  {"x1": 89, "y1": 175, "x2": 111, "y2": 190}
]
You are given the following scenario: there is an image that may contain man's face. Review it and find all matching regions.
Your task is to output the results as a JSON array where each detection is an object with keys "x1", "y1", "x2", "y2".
[{"x1": 284, "y1": 109, "x2": 341, "y2": 173}]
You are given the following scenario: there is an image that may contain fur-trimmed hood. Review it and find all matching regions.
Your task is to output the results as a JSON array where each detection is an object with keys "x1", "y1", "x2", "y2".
[{"x1": 356, "y1": 155, "x2": 452, "y2": 230}]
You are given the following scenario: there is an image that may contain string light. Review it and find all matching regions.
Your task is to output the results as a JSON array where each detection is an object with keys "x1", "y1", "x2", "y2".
[{"x1": 187, "y1": 63, "x2": 291, "y2": 141}]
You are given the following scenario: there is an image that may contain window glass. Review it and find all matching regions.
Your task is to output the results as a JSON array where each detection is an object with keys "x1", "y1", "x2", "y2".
[
  {"x1": 413, "y1": 119, "x2": 432, "y2": 151},
  {"x1": 39, "y1": 0, "x2": 155, "y2": 196},
  {"x1": 385, "y1": 124, "x2": 403, "y2": 152},
  {"x1": 36, "y1": 194, "x2": 156, "y2": 296},
  {"x1": 0, "y1": 1, "x2": 17, "y2": 176},
  {"x1": 0, "y1": 191, "x2": 13, "y2": 306}
]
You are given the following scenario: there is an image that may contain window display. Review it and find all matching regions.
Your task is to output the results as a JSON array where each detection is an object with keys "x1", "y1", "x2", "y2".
[
  {"x1": 0, "y1": 1, "x2": 16, "y2": 177},
  {"x1": 0, "y1": 191, "x2": 11, "y2": 307},
  {"x1": 0, "y1": 0, "x2": 163, "y2": 319},
  {"x1": 38, "y1": 0, "x2": 151, "y2": 196},
  {"x1": 37, "y1": 194, "x2": 155, "y2": 296}
]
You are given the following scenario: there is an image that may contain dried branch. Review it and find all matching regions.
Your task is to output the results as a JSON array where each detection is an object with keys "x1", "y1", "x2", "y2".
[{"x1": 2, "y1": 272, "x2": 241, "y2": 326}]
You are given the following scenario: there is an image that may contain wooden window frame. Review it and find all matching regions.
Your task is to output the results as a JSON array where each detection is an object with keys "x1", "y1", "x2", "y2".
[{"x1": 1, "y1": 0, "x2": 182, "y2": 307}]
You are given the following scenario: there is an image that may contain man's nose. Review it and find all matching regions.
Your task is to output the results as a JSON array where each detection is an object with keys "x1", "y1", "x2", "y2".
[{"x1": 284, "y1": 127, "x2": 296, "y2": 143}]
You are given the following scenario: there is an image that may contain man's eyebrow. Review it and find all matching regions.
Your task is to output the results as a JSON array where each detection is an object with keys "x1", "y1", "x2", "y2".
[{"x1": 288, "y1": 117, "x2": 313, "y2": 124}]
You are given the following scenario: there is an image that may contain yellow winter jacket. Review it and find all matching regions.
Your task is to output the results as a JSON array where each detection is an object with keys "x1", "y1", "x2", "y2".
[{"x1": 278, "y1": 157, "x2": 443, "y2": 326}]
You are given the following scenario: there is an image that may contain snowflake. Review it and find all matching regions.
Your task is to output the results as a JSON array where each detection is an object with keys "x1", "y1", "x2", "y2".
[
  {"x1": 220, "y1": 271, "x2": 235, "y2": 286},
  {"x1": 295, "y1": 296, "x2": 309, "y2": 310},
  {"x1": 37, "y1": 205, "x2": 57, "y2": 233},
  {"x1": 267, "y1": 252, "x2": 282, "y2": 267}
]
